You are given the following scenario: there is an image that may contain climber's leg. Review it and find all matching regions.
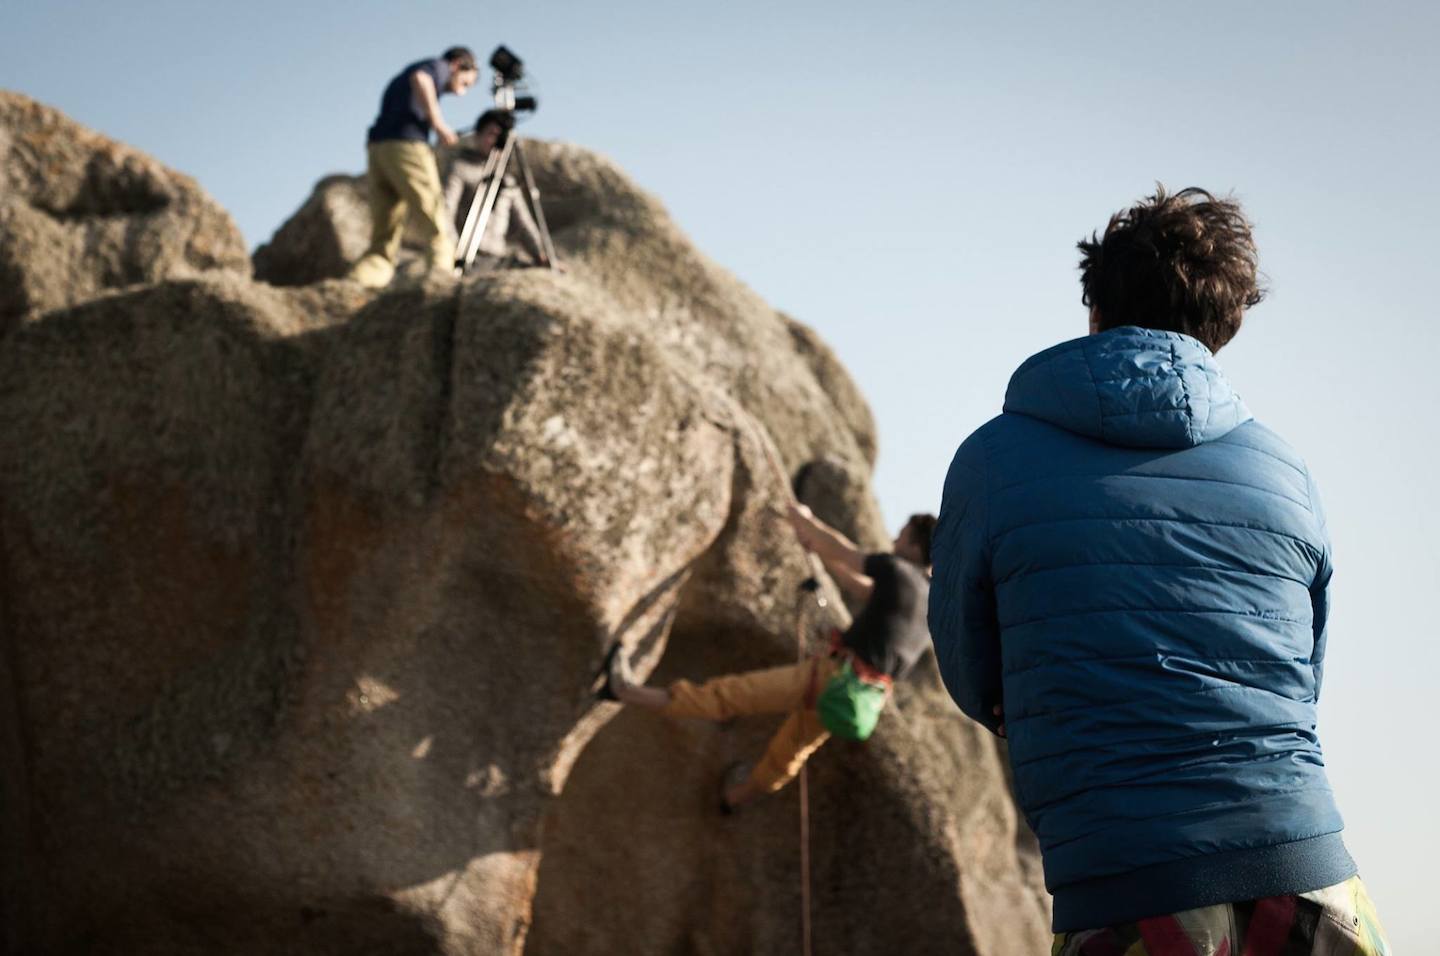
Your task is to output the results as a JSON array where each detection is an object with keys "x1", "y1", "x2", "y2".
[
  {"x1": 660, "y1": 659, "x2": 818, "y2": 722},
  {"x1": 724, "y1": 706, "x2": 831, "y2": 808},
  {"x1": 600, "y1": 646, "x2": 839, "y2": 809},
  {"x1": 599, "y1": 643, "x2": 672, "y2": 709},
  {"x1": 601, "y1": 642, "x2": 821, "y2": 720}
]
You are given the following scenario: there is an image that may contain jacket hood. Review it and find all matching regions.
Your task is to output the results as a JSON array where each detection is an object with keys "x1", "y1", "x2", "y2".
[{"x1": 1003, "y1": 327, "x2": 1251, "y2": 449}]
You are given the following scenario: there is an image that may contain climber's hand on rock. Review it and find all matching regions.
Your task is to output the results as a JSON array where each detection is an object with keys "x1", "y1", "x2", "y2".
[{"x1": 786, "y1": 503, "x2": 816, "y2": 544}]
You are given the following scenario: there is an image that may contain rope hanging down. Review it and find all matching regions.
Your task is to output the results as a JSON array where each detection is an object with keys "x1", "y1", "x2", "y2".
[
  {"x1": 794, "y1": 582, "x2": 819, "y2": 956},
  {"x1": 743, "y1": 415, "x2": 832, "y2": 956}
]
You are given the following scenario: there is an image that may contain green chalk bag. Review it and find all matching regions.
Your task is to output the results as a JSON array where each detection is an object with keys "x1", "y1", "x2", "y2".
[{"x1": 816, "y1": 659, "x2": 889, "y2": 741}]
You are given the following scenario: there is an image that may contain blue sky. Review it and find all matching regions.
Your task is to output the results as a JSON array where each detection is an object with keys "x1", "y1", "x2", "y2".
[{"x1": 4, "y1": 1, "x2": 1436, "y2": 947}]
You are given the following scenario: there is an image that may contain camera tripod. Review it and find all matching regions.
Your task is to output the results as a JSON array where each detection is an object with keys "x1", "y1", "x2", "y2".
[{"x1": 452, "y1": 132, "x2": 558, "y2": 274}]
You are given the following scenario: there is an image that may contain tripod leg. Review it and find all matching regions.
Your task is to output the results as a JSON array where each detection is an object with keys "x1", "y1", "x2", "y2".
[
  {"x1": 511, "y1": 141, "x2": 558, "y2": 269},
  {"x1": 452, "y1": 148, "x2": 502, "y2": 267},
  {"x1": 455, "y1": 136, "x2": 517, "y2": 274}
]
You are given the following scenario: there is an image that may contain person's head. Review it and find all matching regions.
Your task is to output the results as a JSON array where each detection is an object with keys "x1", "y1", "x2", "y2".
[
  {"x1": 1077, "y1": 186, "x2": 1265, "y2": 354},
  {"x1": 894, "y1": 513, "x2": 937, "y2": 568},
  {"x1": 472, "y1": 109, "x2": 516, "y2": 153},
  {"x1": 443, "y1": 47, "x2": 480, "y2": 95}
]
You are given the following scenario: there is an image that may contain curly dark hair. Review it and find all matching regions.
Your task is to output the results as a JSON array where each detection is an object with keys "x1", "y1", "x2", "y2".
[
  {"x1": 1078, "y1": 186, "x2": 1265, "y2": 353},
  {"x1": 905, "y1": 513, "x2": 938, "y2": 566}
]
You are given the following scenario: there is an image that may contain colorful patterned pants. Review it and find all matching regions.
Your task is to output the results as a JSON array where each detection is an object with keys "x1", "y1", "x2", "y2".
[{"x1": 1053, "y1": 876, "x2": 1390, "y2": 956}]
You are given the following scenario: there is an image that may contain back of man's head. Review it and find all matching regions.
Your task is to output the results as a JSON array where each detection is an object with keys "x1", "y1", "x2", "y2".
[
  {"x1": 444, "y1": 46, "x2": 478, "y2": 73},
  {"x1": 1077, "y1": 186, "x2": 1265, "y2": 353},
  {"x1": 906, "y1": 513, "x2": 937, "y2": 566}
]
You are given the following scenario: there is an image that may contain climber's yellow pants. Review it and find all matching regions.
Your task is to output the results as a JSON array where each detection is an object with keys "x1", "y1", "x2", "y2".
[
  {"x1": 350, "y1": 140, "x2": 451, "y2": 288},
  {"x1": 662, "y1": 656, "x2": 839, "y2": 795}
]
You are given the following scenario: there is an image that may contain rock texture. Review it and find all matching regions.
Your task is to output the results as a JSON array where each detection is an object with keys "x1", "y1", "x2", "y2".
[
  {"x1": 252, "y1": 175, "x2": 372, "y2": 288},
  {"x1": 255, "y1": 141, "x2": 883, "y2": 523},
  {"x1": 0, "y1": 91, "x2": 251, "y2": 335},
  {"x1": 0, "y1": 98, "x2": 1049, "y2": 955}
]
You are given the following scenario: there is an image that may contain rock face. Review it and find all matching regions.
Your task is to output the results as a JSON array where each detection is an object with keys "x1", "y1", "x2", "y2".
[
  {"x1": 252, "y1": 175, "x2": 372, "y2": 287},
  {"x1": 0, "y1": 91, "x2": 251, "y2": 336},
  {"x1": 251, "y1": 145, "x2": 529, "y2": 288},
  {"x1": 0, "y1": 99, "x2": 1049, "y2": 955}
]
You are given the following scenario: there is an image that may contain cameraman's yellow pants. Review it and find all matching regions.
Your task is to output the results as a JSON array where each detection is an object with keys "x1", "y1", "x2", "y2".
[
  {"x1": 349, "y1": 140, "x2": 452, "y2": 288},
  {"x1": 662, "y1": 656, "x2": 840, "y2": 795}
]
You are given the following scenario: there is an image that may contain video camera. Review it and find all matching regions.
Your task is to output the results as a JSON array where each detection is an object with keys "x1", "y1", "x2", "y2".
[
  {"x1": 489, "y1": 46, "x2": 524, "y2": 82},
  {"x1": 489, "y1": 45, "x2": 538, "y2": 115}
]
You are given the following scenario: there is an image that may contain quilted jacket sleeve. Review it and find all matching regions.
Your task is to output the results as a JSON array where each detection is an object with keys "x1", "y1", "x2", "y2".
[
  {"x1": 928, "y1": 430, "x2": 1003, "y2": 734},
  {"x1": 1307, "y1": 468, "x2": 1334, "y2": 703}
]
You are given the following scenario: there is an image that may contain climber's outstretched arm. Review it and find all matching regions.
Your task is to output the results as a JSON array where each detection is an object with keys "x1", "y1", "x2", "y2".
[
  {"x1": 824, "y1": 561, "x2": 875, "y2": 603},
  {"x1": 785, "y1": 503, "x2": 874, "y2": 602}
]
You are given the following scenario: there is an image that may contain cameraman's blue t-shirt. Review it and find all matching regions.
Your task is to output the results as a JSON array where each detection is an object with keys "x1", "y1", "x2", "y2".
[{"x1": 366, "y1": 58, "x2": 452, "y2": 144}]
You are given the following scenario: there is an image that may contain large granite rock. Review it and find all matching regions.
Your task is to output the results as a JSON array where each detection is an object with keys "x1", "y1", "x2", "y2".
[
  {"x1": 0, "y1": 91, "x2": 251, "y2": 335},
  {"x1": 0, "y1": 100, "x2": 1049, "y2": 955},
  {"x1": 252, "y1": 174, "x2": 372, "y2": 288},
  {"x1": 255, "y1": 141, "x2": 881, "y2": 524}
]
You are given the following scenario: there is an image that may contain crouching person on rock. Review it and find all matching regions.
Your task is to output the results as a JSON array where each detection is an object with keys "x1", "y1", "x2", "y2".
[
  {"x1": 443, "y1": 109, "x2": 549, "y2": 269},
  {"x1": 349, "y1": 47, "x2": 480, "y2": 289},
  {"x1": 598, "y1": 506, "x2": 934, "y2": 812}
]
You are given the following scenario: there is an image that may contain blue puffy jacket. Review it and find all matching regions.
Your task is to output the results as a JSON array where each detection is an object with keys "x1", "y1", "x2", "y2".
[{"x1": 929, "y1": 327, "x2": 1355, "y2": 931}]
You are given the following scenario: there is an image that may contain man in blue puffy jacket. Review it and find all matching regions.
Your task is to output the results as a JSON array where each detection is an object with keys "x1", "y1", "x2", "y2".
[{"x1": 929, "y1": 188, "x2": 1390, "y2": 954}]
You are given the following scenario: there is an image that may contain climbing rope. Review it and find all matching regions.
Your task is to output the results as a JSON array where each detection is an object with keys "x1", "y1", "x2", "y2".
[
  {"x1": 794, "y1": 581, "x2": 822, "y2": 956},
  {"x1": 741, "y1": 413, "x2": 830, "y2": 956}
]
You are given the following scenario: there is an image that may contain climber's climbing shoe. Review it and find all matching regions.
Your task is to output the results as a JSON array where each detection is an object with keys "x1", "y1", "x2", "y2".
[{"x1": 593, "y1": 642, "x2": 627, "y2": 701}]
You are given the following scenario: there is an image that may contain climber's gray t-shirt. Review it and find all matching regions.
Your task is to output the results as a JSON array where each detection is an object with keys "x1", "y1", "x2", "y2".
[{"x1": 841, "y1": 553, "x2": 930, "y2": 679}]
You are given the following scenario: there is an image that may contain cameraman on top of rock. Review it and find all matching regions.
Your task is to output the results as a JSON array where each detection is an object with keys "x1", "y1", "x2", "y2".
[{"x1": 348, "y1": 47, "x2": 480, "y2": 290}]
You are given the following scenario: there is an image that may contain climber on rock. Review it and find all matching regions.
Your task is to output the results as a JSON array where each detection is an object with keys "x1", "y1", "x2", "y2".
[
  {"x1": 349, "y1": 47, "x2": 480, "y2": 289},
  {"x1": 598, "y1": 505, "x2": 935, "y2": 812},
  {"x1": 443, "y1": 109, "x2": 548, "y2": 269}
]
